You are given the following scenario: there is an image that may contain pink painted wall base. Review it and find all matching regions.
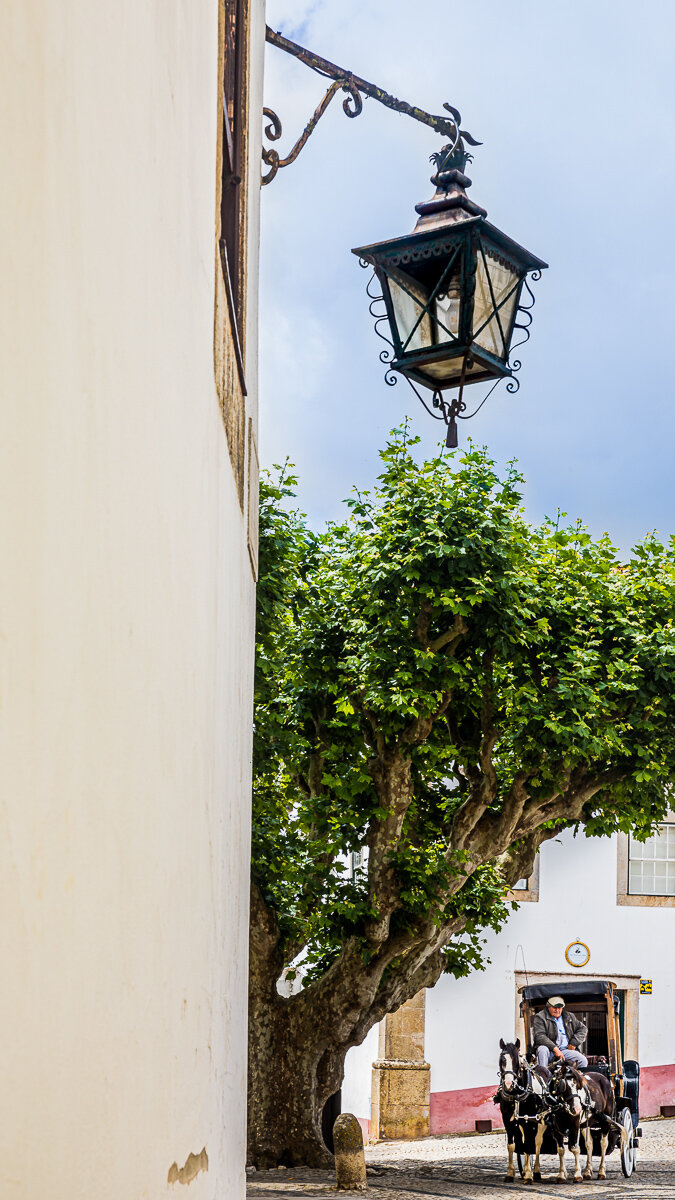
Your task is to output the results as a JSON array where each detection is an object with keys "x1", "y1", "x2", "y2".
[
  {"x1": 429, "y1": 1063, "x2": 675, "y2": 1135},
  {"x1": 639, "y1": 1064, "x2": 675, "y2": 1119},
  {"x1": 356, "y1": 1116, "x2": 370, "y2": 1140},
  {"x1": 430, "y1": 1084, "x2": 504, "y2": 1134}
]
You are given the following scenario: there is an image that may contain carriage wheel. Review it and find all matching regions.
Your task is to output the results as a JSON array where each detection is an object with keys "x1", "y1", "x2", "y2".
[{"x1": 620, "y1": 1107, "x2": 636, "y2": 1177}]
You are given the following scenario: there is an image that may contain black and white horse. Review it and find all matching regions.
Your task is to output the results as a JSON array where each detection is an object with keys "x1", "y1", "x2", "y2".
[
  {"x1": 547, "y1": 1063, "x2": 618, "y2": 1181},
  {"x1": 495, "y1": 1038, "x2": 550, "y2": 1184}
]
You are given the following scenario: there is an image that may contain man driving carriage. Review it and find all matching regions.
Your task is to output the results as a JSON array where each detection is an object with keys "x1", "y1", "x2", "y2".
[{"x1": 533, "y1": 995, "x2": 588, "y2": 1070}]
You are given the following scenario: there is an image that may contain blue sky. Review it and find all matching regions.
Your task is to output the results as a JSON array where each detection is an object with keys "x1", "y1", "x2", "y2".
[{"x1": 259, "y1": 0, "x2": 675, "y2": 553}]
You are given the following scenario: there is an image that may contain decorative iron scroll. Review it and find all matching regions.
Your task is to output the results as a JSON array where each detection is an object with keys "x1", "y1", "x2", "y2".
[
  {"x1": 262, "y1": 79, "x2": 362, "y2": 185},
  {"x1": 361, "y1": 265, "x2": 398, "y2": 387},
  {"x1": 503, "y1": 269, "x2": 543, "y2": 395},
  {"x1": 263, "y1": 26, "x2": 479, "y2": 185}
]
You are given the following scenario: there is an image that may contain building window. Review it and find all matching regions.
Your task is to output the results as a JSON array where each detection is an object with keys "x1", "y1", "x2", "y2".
[
  {"x1": 214, "y1": 0, "x2": 249, "y2": 507},
  {"x1": 507, "y1": 855, "x2": 540, "y2": 903},
  {"x1": 617, "y1": 818, "x2": 675, "y2": 907},
  {"x1": 628, "y1": 824, "x2": 675, "y2": 897},
  {"x1": 220, "y1": 0, "x2": 244, "y2": 325},
  {"x1": 349, "y1": 849, "x2": 363, "y2": 879}
]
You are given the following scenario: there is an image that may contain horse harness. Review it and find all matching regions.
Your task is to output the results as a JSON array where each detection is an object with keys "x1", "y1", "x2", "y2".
[
  {"x1": 496, "y1": 1059, "x2": 595, "y2": 1128},
  {"x1": 548, "y1": 1067, "x2": 596, "y2": 1123},
  {"x1": 495, "y1": 1058, "x2": 549, "y2": 1123}
]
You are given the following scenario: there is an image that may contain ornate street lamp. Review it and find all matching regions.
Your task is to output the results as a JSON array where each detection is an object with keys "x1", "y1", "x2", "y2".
[
  {"x1": 352, "y1": 136, "x2": 547, "y2": 445},
  {"x1": 262, "y1": 29, "x2": 547, "y2": 445}
]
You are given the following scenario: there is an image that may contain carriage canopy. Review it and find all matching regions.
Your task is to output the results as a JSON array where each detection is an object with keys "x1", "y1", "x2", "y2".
[{"x1": 519, "y1": 980, "x2": 619, "y2": 1010}]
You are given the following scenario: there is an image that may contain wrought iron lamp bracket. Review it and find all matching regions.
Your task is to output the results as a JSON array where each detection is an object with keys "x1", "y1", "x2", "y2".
[{"x1": 263, "y1": 26, "x2": 479, "y2": 185}]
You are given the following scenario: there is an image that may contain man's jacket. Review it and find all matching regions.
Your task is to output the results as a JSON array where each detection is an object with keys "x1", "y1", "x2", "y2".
[{"x1": 532, "y1": 1008, "x2": 587, "y2": 1051}]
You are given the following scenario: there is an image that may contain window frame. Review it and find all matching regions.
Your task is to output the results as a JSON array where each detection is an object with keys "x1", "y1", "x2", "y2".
[
  {"x1": 617, "y1": 818, "x2": 675, "y2": 908},
  {"x1": 220, "y1": 0, "x2": 244, "y2": 307},
  {"x1": 217, "y1": 0, "x2": 247, "y2": 394},
  {"x1": 506, "y1": 854, "x2": 540, "y2": 904},
  {"x1": 214, "y1": 0, "x2": 252, "y2": 513}
]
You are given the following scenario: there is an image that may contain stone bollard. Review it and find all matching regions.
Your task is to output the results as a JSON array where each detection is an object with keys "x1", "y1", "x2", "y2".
[{"x1": 333, "y1": 1112, "x2": 367, "y2": 1192}]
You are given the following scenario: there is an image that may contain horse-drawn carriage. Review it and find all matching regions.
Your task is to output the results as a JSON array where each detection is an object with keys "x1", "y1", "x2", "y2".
[{"x1": 497, "y1": 980, "x2": 641, "y2": 1182}]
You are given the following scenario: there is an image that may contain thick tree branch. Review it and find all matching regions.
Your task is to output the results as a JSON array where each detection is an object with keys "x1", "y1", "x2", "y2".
[
  {"x1": 398, "y1": 689, "x2": 454, "y2": 748},
  {"x1": 292, "y1": 910, "x2": 462, "y2": 1046},
  {"x1": 448, "y1": 657, "x2": 501, "y2": 849},
  {"x1": 283, "y1": 761, "x2": 633, "y2": 1077},
  {"x1": 293, "y1": 772, "x2": 311, "y2": 798},
  {"x1": 497, "y1": 826, "x2": 561, "y2": 887},
  {"x1": 353, "y1": 692, "x2": 386, "y2": 756},
  {"x1": 429, "y1": 613, "x2": 468, "y2": 655},
  {"x1": 415, "y1": 598, "x2": 433, "y2": 649},
  {"x1": 307, "y1": 749, "x2": 324, "y2": 798},
  {"x1": 249, "y1": 879, "x2": 285, "y2": 996},
  {"x1": 364, "y1": 750, "x2": 413, "y2": 944},
  {"x1": 464, "y1": 769, "x2": 537, "y2": 858},
  {"x1": 514, "y1": 766, "x2": 626, "y2": 841}
]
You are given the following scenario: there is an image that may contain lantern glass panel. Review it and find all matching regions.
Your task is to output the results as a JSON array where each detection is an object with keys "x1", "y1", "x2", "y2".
[
  {"x1": 434, "y1": 280, "x2": 461, "y2": 344},
  {"x1": 473, "y1": 249, "x2": 520, "y2": 360},
  {"x1": 388, "y1": 269, "x2": 432, "y2": 353}
]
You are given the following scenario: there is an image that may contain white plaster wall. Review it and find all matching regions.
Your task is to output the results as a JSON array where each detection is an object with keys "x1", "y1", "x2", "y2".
[
  {"x1": 426, "y1": 828, "x2": 675, "y2": 1094},
  {"x1": 343, "y1": 1024, "x2": 380, "y2": 1120},
  {"x1": 0, "y1": 2, "x2": 264, "y2": 1197},
  {"x1": 344, "y1": 828, "x2": 675, "y2": 1112}
]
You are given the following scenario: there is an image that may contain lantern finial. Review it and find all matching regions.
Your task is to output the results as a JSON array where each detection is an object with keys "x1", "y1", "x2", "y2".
[
  {"x1": 417, "y1": 136, "x2": 488, "y2": 233},
  {"x1": 430, "y1": 141, "x2": 473, "y2": 181}
]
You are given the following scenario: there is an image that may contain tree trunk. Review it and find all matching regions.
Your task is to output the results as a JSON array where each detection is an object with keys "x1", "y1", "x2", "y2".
[
  {"x1": 246, "y1": 829, "x2": 548, "y2": 1168},
  {"x1": 247, "y1": 971, "x2": 346, "y2": 1168}
]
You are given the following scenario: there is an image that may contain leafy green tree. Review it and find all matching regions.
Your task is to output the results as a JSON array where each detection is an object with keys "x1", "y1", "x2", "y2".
[{"x1": 249, "y1": 427, "x2": 675, "y2": 1168}]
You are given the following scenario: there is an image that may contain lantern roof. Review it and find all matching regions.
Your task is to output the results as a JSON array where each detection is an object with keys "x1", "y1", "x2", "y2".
[
  {"x1": 353, "y1": 217, "x2": 547, "y2": 275},
  {"x1": 353, "y1": 143, "x2": 547, "y2": 275}
]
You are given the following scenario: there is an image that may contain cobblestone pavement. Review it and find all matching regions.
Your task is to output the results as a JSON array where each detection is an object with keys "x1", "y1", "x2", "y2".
[{"x1": 247, "y1": 1117, "x2": 675, "y2": 1199}]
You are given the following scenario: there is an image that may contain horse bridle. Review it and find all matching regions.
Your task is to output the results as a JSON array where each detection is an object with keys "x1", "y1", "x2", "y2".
[
  {"x1": 496, "y1": 1055, "x2": 532, "y2": 1102},
  {"x1": 547, "y1": 1063, "x2": 593, "y2": 1118}
]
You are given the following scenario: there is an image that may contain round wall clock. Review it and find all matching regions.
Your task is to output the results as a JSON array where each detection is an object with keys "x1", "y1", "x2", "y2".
[{"x1": 565, "y1": 940, "x2": 590, "y2": 968}]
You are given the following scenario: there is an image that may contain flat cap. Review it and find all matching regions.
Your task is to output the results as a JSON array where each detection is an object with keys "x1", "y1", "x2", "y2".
[{"x1": 547, "y1": 996, "x2": 565, "y2": 1008}]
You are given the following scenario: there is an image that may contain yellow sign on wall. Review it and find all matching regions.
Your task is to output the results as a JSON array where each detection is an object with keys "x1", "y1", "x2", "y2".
[{"x1": 640, "y1": 979, "x2": 653, "y2": 995}]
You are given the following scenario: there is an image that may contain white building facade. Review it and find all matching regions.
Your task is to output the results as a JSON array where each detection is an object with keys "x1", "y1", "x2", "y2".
[
  {"x1": 343, "y1": 820, "x2": 675, "y2": 1137},
  {"x1": 0, "y1": 2, "x2": 265, "y2": 1197}
]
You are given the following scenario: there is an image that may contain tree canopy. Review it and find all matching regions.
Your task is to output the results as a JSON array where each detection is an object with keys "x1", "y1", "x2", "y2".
[{"x1": 249, "y1": 426, "x2": 675, "y2": 1167}]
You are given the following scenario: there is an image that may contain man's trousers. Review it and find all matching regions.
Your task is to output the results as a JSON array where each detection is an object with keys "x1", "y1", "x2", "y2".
[{"x1": 537, "y1": 1045, "x2": 588, "y2": 1069}]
